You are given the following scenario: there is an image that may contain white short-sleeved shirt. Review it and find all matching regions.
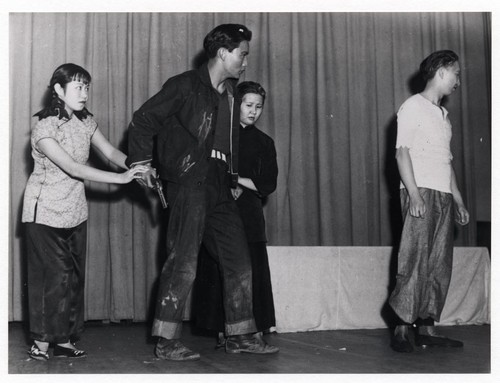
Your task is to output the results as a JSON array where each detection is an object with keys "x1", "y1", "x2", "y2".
[
  {"x1": 396, "y1": 94, "x2": 453, "y2": 193},
  {"x1": 22, "y1": 115, "x2": 98, "y2": 228}
]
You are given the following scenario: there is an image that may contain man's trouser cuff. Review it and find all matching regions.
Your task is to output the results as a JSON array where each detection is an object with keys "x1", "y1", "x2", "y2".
[
  {"x1": 152, "y1": 319, "x2": 182, "y2": 339},
  {"x1": 225, "y1": 318, "x2": 257, "y2": 336}
]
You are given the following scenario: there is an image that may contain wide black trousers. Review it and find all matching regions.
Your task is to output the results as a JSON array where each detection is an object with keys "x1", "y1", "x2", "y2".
[{"x1": 25, "y1": 221, "x2": 87, "y2": 344}]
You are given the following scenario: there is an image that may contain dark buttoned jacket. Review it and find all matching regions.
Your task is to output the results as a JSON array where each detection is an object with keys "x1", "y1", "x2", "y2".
[
  {"x1": 237, "y1": 124, "x2": 278, "y2": 242},
  {"x1": 126, "y1": 63, "x2": 241, "y2": 187}
]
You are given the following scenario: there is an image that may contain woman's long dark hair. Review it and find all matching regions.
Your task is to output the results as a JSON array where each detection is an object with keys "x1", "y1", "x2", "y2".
[{"x1": 34, "y1": 63, "x2": 93, "y2": 121}]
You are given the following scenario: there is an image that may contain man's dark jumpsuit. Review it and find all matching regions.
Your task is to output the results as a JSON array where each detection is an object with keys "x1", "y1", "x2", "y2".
[{"x1": 126, "y1": 63, "x2": 257, "y2": 339}]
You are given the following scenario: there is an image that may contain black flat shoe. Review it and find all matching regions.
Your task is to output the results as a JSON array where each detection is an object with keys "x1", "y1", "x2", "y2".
[
  {"x1": 415, "y1": 334, "x2": 463, "y2": 348},
  {"x1": 53, "y1": 344, "x2": 87, "y2": 358},
  {"x1": 28, "y1": 343, "x2": 49, "y2": 361}
]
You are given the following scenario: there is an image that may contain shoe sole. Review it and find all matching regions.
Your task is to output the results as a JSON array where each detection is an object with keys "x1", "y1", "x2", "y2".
[
  {"x1": 225, "y1": 348, "x2": 279, "y2": 354},
  {"x1": 28, "y1": 354, "x2": 49, "y2": 361},
  {"x1": 416, "y1": 343, "x2": 463, "y2": 348},
  {"x1": 390, "y1": 338, "x2": 414, "y2": 353},
  {"x1": 155, "y1": 349, "x2": 201, "y2": 361},
  {"x1": 155, "y1": 354, "x2": 201, "y2": 361},
  {"x1": 390, "y1": 345, "x2": 414, "y2": 353},
  {"x1": 415, "y1": 336, "x2": 463, "y2": 348}
]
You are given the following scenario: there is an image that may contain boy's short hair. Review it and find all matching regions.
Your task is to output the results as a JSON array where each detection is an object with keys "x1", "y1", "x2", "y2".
[
  {"x1": 237, "y1": 81, "x2": 266, "y2": 104},
  {"x1": 419, "y1": 50, "x2": 459, "y2": 82},
  {"x1": 203, "y1": 24, "x2": 252, "y2": 59}
]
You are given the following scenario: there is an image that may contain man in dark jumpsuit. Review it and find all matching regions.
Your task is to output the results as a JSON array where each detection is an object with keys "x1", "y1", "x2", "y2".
[{"x1": 126, "y1": 24, "x2": 279, "y2": 361}]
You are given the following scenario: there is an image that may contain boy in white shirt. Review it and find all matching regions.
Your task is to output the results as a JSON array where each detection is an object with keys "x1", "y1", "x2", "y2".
[{"x1": 389, "y1": 50, "x2": 469, "y2": 353}]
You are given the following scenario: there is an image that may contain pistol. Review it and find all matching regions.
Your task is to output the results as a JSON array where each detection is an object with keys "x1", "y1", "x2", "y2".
[{"x1": 152, "y1": 176, "x2": 168, "y2": 209}]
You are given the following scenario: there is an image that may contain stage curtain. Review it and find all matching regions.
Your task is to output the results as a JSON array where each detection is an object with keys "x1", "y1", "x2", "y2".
[{"x1": 9, "y1": 13, "x2": 491, "y2": 321}]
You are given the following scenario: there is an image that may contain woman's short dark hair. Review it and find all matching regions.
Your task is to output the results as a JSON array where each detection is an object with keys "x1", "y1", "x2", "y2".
[
  {"x1": 419, "y1": 50, "x2": 459, "y2": 82},
  {"x1": 34, "y1": 63, "x2": 92, "y2": 120},
  {"x1": 203, "y1": 24, "x2": 252, "y2": 59},
  {"x1": 237, "y1": 81, "x2": 266, "y2": 104}
]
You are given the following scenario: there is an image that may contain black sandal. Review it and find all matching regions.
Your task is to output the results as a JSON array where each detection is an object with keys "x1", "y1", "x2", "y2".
[
  {"x1": 53, "y1": 344, "x2": 87, "y2": 358},
  {"x1": 28, "y1": 343, "x2": 50, "y2": 361}
]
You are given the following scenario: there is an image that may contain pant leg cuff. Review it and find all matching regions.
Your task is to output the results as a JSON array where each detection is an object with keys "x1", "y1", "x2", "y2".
[
  {"x1": 152, "y1": 319, "x2": 182, "y2": 339},
  {"x1": 225, "y1": 318, "x2": 257, "y2": 336}
]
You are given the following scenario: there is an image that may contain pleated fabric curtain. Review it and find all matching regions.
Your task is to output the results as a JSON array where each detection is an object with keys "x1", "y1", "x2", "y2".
[{"x1": 9, "y1": 13, "x2": 491, "y2": 322}]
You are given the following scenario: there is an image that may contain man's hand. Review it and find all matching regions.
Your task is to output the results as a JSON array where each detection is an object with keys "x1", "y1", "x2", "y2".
[
  {"x1": 231, "y1": 186, "x2": 243, "y2": 200},
  {"x1": 455, "y1": 204, "x2": 470, "y2": 226},
  {"x1": 132, "y1": 163, "x2": 157, "y2": 189},
  {"x1": 408, "y1": 191, "x2": 426, "y2": 218}
]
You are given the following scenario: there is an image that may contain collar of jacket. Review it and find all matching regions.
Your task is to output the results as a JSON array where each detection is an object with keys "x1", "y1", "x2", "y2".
[
  {"x1": 196, "y1": 63, "x2": 237, "y2": 96},
  {"x1": 240, "y1": 124, "x2": 256, "y2": 131}
]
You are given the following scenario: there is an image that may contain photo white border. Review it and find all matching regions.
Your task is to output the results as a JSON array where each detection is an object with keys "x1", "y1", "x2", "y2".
[{"x1": 1, "y1": 1, "x2": 497, "y2": 382}]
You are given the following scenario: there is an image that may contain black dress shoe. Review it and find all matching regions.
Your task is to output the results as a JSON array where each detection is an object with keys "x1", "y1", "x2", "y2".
[
  {"x1": 53, "y1": 344, "x2": 87, "y2": 358},
  {"x1": 415, "y1": 334, "x2": 463, "y2": 348},
  {"x1": 391, "y1": 334, "x2": 414, "y2": 353}
]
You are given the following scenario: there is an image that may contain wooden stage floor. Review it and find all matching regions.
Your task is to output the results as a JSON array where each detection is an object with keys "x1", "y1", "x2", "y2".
[{"x1": 8, "y1": 321, "x2": 490, "y2": 375}]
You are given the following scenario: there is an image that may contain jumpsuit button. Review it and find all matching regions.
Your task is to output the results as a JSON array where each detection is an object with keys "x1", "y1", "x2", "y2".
[{"x1": 197, "y1": 181, "x2": 202, "y2": 186}]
